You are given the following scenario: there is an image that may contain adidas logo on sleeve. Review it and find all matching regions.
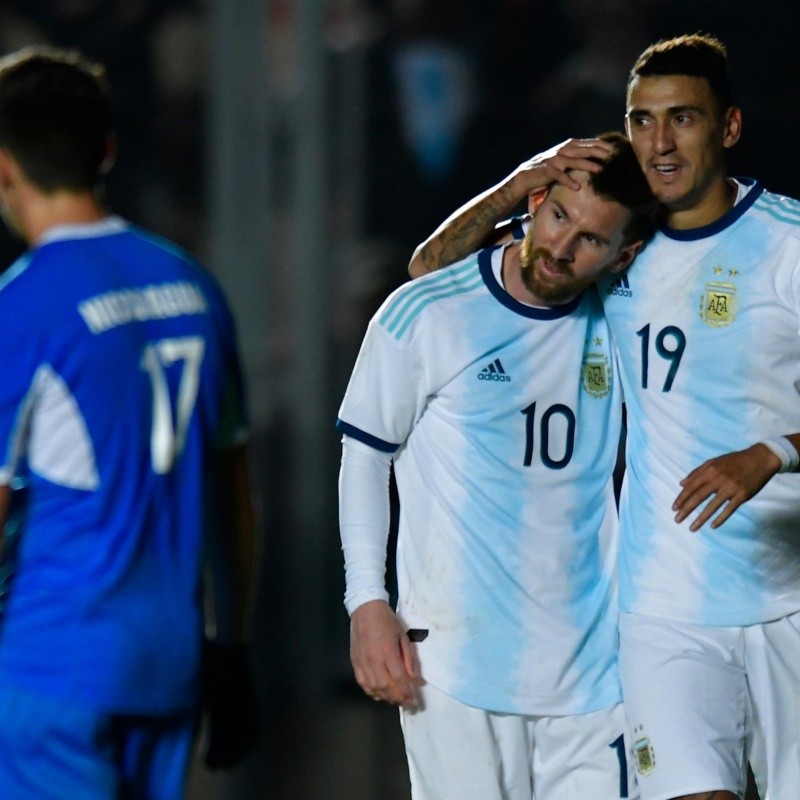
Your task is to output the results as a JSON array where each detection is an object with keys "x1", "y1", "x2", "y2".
[{"x1": 477, "y1": 358, "x2": 511, "y2": 382}]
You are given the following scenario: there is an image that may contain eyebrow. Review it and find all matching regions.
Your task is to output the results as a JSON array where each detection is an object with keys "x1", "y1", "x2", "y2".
[
  {"x1": 551, "y1": 198, "x2": 613, "y2": 247},
  {"x1": 626, "y1": 104, "x2": 706, "y2": 118}
]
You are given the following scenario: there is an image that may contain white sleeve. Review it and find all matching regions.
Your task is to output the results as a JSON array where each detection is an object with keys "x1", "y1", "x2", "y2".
[
  {"x1": 338, "y1": 434, "x2": 393, "y2": 615},
  {"x1": 337, "y1": 319, "x2": 429, "y2": 450}
]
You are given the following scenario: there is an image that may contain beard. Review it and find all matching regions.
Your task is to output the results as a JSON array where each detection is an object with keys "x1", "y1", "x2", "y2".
[{"x1": 519, "y1": 240, "x2": 579, "y2": 305}]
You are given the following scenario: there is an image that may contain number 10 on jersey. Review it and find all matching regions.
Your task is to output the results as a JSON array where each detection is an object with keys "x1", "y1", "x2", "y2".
[{"x1": 521, "y1": 402, "x2": 576, "y2": 469}]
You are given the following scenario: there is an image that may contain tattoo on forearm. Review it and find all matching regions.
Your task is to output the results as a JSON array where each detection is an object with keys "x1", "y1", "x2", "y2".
[{"x1": 431, "y1": 202, "x2": 508, "y2": 269}]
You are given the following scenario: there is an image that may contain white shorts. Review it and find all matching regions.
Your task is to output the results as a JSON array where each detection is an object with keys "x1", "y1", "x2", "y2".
[
  {"x1": 399, "y1": 681, "x2": 637, "y2": 800},
  {"x1": 619, "y1": 610, "x2": 800, "y2": 800}
]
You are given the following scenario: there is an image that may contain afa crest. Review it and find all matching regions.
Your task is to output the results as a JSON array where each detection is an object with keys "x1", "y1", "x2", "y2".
[
  {"x1": 582, "y1": 352, "x2": 611, "y2": 398},
  {"x1": 700, "y1": 280, "x2": 738, "y2": 327},
  {"x1": 634, "y1": 737, "x2": 656, "y2": 776}
]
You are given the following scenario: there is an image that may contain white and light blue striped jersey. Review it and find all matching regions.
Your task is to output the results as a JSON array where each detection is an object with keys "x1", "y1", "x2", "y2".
[
  {"x1": 337, "y1": 245, "x2": 623, "y2": 715},
  {"x1": 0, "y1": 217, "x2": 247, "y2": 712},
  {"x1": 600, "y1": 179, "x2": 800, "y2": 626}
]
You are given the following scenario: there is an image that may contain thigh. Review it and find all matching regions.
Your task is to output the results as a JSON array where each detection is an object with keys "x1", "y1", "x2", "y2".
[
  {"x1": 532, "y1": 703, "x2": 638, "y2": 800},
  {"x1": 400, "y1": 682, "x2": 532, "y2": 800},
  {"x1": 746, "y1": 611, "x2": 800, "y2": 800},
  {"x1": 619, "y1": 613, "x2": 748, "y2": 800},
  {"x1": 0, "y1": 684, "x2": 117, "y2": 800},
  {"x1": 114, "y1": 711, "x2": 197, "y2": 800}
]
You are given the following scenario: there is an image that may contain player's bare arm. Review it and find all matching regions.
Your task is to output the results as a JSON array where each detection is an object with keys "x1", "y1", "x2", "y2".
[
  {"x1": 673, "y1": 434, "x2": 800, "y2": 531},
  {"x1": 408, "y1": 137, "x2": 616, "y2": 278},
  {"x1": 350, "y1": 598, "x2": 421, "y2": 708}
]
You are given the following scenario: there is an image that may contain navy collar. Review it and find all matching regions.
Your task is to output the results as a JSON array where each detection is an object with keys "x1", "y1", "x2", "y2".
[
  {"x1": 659, "y1": 178, "x2": 762, "y2": 241},
  {"x1": 478, "y1": 245, "x2": 582, "y2": 320}
]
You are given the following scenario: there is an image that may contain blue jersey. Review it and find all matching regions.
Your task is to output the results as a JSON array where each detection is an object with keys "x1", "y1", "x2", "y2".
[
  {"x1": 601, "y1": 180, "x2": 800, "y2": 625},
  {"x1": 0, "y1": 218, "x2": 246, "y2": 712},
  {"x1": 338, "y1": 246, "x2": 623, "y2": 715}
]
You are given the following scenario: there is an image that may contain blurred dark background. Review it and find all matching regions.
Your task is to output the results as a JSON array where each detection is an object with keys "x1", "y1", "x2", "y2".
[{"x1": 0, "y1": 1, "x2": 792, "y2": 797}]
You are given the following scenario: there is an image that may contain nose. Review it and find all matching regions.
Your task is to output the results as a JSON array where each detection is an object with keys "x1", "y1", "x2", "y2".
[
  {"x1": 549, "y1": 230, "x2": 575, "y2": 262},
  {"x1": 653, "y1": 119, "x2": 676, "y2": 155}
]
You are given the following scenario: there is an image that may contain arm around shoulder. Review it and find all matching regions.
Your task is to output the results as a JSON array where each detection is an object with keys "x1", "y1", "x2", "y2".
[
  {"x1": 407, "y1": 168, "x2": 530, "y2": 278},
  {"x1": 407, "y1": 137, "x2": 617, "y2": 278}
]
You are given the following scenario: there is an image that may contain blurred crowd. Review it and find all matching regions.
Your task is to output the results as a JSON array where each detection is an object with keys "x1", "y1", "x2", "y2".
[
  {"x1": 0, "y1": 1, "x2": 796, "y2": 280},
  {"x1": 0, "y1": 0, "x2": 207, "y2": 265}
]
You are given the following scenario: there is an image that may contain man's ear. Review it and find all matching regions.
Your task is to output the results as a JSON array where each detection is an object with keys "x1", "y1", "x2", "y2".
[
  {"x1": 722, "y1": 106, "x2": 742, "y2": 150},
  {"x1": 0, "y1": 149, "x2": 18, "y2": 190},
  {"x1": 527, "y1": 187, "x2": 548, "y2": 216},
  {"x1": 610, "y1": 240, "x2": 643, "y2": 273}
]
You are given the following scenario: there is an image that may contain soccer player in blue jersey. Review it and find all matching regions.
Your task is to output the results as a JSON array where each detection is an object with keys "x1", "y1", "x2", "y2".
[
  {"x1": 408, "y1": 32, "x2": 800, "y2": 800},
  {"x1": 0, "y1": 47, "x2": 257, "y2": 799},
  {"x1": 338, "y1": 133, "x2": 657, "y2": 799}
]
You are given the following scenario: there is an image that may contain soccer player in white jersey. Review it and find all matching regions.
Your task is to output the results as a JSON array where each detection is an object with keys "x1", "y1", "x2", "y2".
[
  {"x1": 407, "y1": 31, "x2": 800, "y2": 800},
  {"x1": 0, "y1": 48, "x2": 258, "y2": 798},
  {"x1": 338, "y1": 132, "x2": 657, "y2": 800}
]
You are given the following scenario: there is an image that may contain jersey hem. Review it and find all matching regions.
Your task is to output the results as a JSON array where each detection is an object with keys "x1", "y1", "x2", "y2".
[
  {"x1": 619, "y1": 602, "x2": 800, "y2": 627},
  {"x1": 420, "y1": 658, "x2": 622, "y2": 717}
]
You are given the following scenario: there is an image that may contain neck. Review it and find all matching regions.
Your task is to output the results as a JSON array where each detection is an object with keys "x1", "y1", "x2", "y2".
[
  {"x1": 664, "y1": 176, "x2": 736, "y2": 230},
  {"x1": 18, "y1": 187, "x2": 107, "y2": 245}
]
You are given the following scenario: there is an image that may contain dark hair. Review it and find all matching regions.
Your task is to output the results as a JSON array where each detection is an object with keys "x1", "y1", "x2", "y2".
[
  {"x1": 0, "y1": 47, "x2": 112, "y2": 192},
  {"x1": 586, "y1": 131, "x2": 658, "y2": 246},
  {"x1": 628, "y1": 33, "x2": 731, "y2": 112}
]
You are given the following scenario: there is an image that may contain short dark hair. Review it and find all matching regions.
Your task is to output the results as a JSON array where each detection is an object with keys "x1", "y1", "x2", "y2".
[
  {"x1": 0, "y1": 47, "x2": 112, "y2": 192},
  {"x1": 628, "y1": 33, "x2": 731, "y2": 112},
  {"x1": 585, "y1": 131, "x2": 658, "y2": 246}
]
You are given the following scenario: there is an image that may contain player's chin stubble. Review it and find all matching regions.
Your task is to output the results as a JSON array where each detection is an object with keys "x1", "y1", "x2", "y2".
[{"x1": 520, "y1": 245, "x2": 575, "y2": 304}]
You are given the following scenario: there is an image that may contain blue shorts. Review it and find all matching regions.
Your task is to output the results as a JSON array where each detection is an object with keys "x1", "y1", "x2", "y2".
[{"x1": 0, "y1": 683, "x2": 196, "y2": 800}]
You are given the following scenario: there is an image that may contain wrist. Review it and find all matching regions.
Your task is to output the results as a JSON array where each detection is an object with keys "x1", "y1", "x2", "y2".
[
  {"x1": 759, "y1": 437, "x2": 800, "y2": 473},
  {"x1": 506, "y1": 172, "x2": 536, "y2": 207},
  {"x1": 345, "y1": 587, "x2": 389, "y2": 617}
]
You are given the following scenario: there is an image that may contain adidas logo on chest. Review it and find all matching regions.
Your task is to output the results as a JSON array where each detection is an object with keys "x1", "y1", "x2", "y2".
[
  {"x1": 606, "y1": 273, "x2": 632, "y2": 298},
  {"x1": 477, "y1": 358, "x2": 511, "y2": 382}
]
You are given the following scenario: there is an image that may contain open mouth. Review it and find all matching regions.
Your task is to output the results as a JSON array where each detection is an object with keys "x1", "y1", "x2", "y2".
[
  {"x1": 652, "y1": 164, "x2": 682, "y2": 176},
  {"x1": 538, "y1": 258, "x2": 570, "y2": 280},
  {"x1": 539, "y1": 258, "x2": 559, "y2": 275}
]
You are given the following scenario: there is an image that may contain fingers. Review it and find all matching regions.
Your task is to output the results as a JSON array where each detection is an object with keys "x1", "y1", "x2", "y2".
[
  {"x1": 542, "y1": 137, "x2": 616, "y2": 164},
  {"x1": 683, "y1": 490, "x2": 731, "y2": 532},
  {"x1": 385, "y1": 648, "x2": 419, "y2": 707},
  {"x1": 349, "y1": 601, "x2": 420, "y2": 708},
  {"x1": 673, "y1": 465, "x2": 742, "y2": 531},
  {"x1": 673, "y1": 446, "x2": 776, "y2": 531},
  {"x1": 399, "y1": 631, "x2": 422, "y2": 683},
  {"x1": 353, "y1": 644, "x2": 418, "y2": 707},
  {"x1": 672, "y1": 468, "x2": 712, "y2": 522},
  {"x1": 516, "y1": 138, "x2": 616, "y2": 193}
]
